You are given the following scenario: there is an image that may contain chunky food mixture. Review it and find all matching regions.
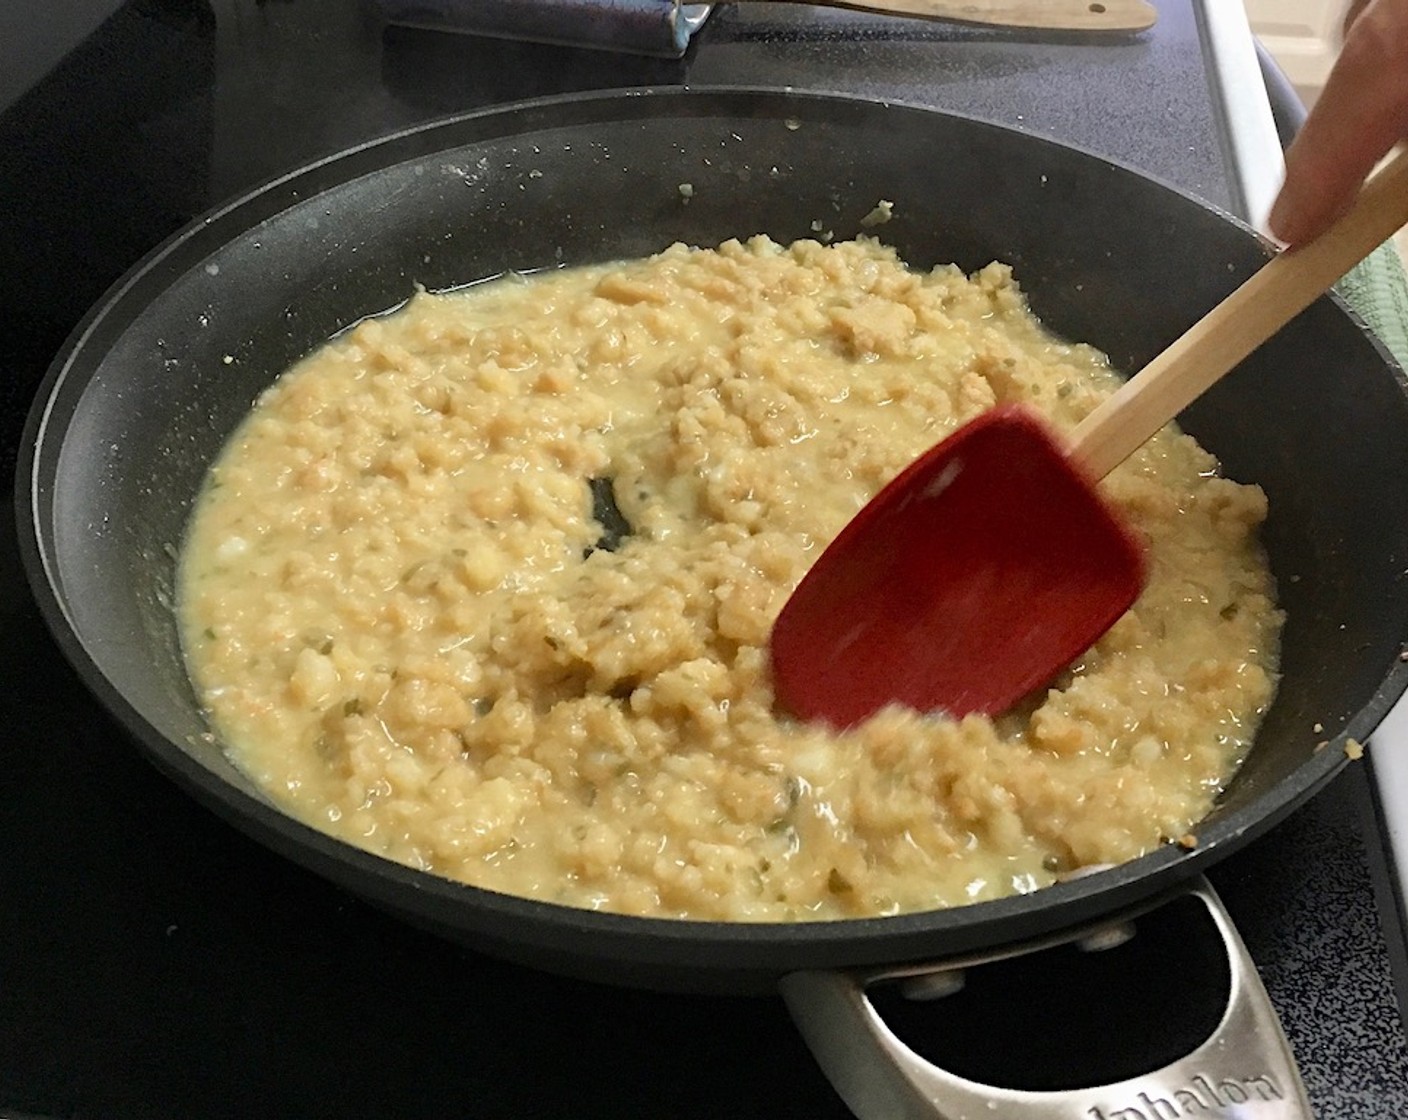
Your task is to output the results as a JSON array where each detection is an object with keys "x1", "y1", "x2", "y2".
[{"x1": 179, "y1": 237, "x2": 1282, "y2": 921}]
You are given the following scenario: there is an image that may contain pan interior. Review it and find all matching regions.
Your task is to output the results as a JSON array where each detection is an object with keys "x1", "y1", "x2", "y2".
[{"x1": 26, "y1": 90, "x2": 1408, "y2": 984}]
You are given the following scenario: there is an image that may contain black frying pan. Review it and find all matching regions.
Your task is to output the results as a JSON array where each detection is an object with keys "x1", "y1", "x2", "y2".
[{"x1": 19, "y1": 89, "x2": 1408, "y2": 1008}]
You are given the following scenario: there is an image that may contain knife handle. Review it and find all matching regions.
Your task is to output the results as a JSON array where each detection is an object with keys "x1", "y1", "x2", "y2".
[{"x1": 765, "y1": 0, "x2": 1157, "y2": 33}]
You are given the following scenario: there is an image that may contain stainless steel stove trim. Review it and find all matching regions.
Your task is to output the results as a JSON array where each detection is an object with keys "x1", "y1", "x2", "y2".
[
  {"x1": 1366, "y1": 693, "x2": 1408, "y2": 974},
  {"x1": 1195, "y1": 0, "x2": 1285, "y2": 229},
  {"x1": 1199, "y1": 0, "x2": 1408, "y2": 988}
]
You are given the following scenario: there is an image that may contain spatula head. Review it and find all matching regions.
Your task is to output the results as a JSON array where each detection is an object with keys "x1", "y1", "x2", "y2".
[{"x1": 770, "y1": 405, "x2": 1147, "y2": 727}]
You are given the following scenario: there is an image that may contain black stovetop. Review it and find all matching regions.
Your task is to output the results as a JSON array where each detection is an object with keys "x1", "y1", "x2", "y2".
[{"x1": 3, "y1": 2, "x2": 1407, "y2": 1116}]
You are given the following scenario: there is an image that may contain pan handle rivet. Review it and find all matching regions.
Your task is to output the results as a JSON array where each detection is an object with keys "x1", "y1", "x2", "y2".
[
  {"x1": 899, "y1": 969, "x2": 966, "y2": 1001},
  {"x1": 1076, "y1": 921, "x2": 1136, "y2": 952}
]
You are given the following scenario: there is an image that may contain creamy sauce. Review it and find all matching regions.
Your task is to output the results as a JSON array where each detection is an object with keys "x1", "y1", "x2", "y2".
[{"x1": 180, "y1": 237, "x2": 1281, "y2": 921}]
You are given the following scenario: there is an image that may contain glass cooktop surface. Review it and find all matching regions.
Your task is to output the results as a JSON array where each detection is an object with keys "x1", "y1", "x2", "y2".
[{"x1": 2, "y1": 2, "x2": 1405, "y2": 1116}]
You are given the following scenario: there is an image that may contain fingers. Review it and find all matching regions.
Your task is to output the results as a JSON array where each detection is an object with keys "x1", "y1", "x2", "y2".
[
  {"x1": 1344, "y1": 0, "x2": 1373, "y2": 39},
  {"x1": 1267, "y1": 0, "x2": 1408, "y2": 246}
]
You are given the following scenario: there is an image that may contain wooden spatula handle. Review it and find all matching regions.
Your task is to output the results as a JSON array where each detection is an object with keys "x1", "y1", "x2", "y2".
[
  {"x1": 1069, "y1": 145, "x2": 1408, "y2": 480},
  {"x1": 766, "y1": 0, "x2": 1156, "y2": 33}
]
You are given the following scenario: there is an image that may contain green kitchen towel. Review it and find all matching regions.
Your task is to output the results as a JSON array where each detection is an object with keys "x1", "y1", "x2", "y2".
[{"x1": 1334, "y1": 239, "x2": 1408, "y2": 370}]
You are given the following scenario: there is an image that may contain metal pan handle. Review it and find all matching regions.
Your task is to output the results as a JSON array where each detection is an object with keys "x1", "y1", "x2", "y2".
[{"x1": 780, "y1": 876, "x2": 1312, "y2": 1119}]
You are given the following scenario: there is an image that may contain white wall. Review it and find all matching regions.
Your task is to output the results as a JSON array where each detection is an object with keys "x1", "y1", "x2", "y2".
[{"x1": 1244, "y1": 0, "x2": 1345, "y2": 104}]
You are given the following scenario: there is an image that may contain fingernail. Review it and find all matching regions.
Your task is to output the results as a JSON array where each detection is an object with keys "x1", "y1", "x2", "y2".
[
  {"x1": 1265, "y1": 194, "x2": 1289, "y2": 239},
  {"x1": 1265, "y1": 193, "x2": 1299, "y2": 248}
]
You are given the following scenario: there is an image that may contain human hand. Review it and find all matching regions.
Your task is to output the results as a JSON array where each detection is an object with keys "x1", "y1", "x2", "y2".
[{"x1": 1267, "y1": 0, "x2": 1408, "y2": 246}]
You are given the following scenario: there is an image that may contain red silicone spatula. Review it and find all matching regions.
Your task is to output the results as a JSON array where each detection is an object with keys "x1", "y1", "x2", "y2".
[{"x1": 771, "y1": 146, "x2": 1408, "y2": 728}]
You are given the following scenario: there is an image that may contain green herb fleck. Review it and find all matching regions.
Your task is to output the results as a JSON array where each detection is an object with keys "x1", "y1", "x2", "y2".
[{"x1": 827, "y1": 868, "x2": 853, "y2": 894}]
